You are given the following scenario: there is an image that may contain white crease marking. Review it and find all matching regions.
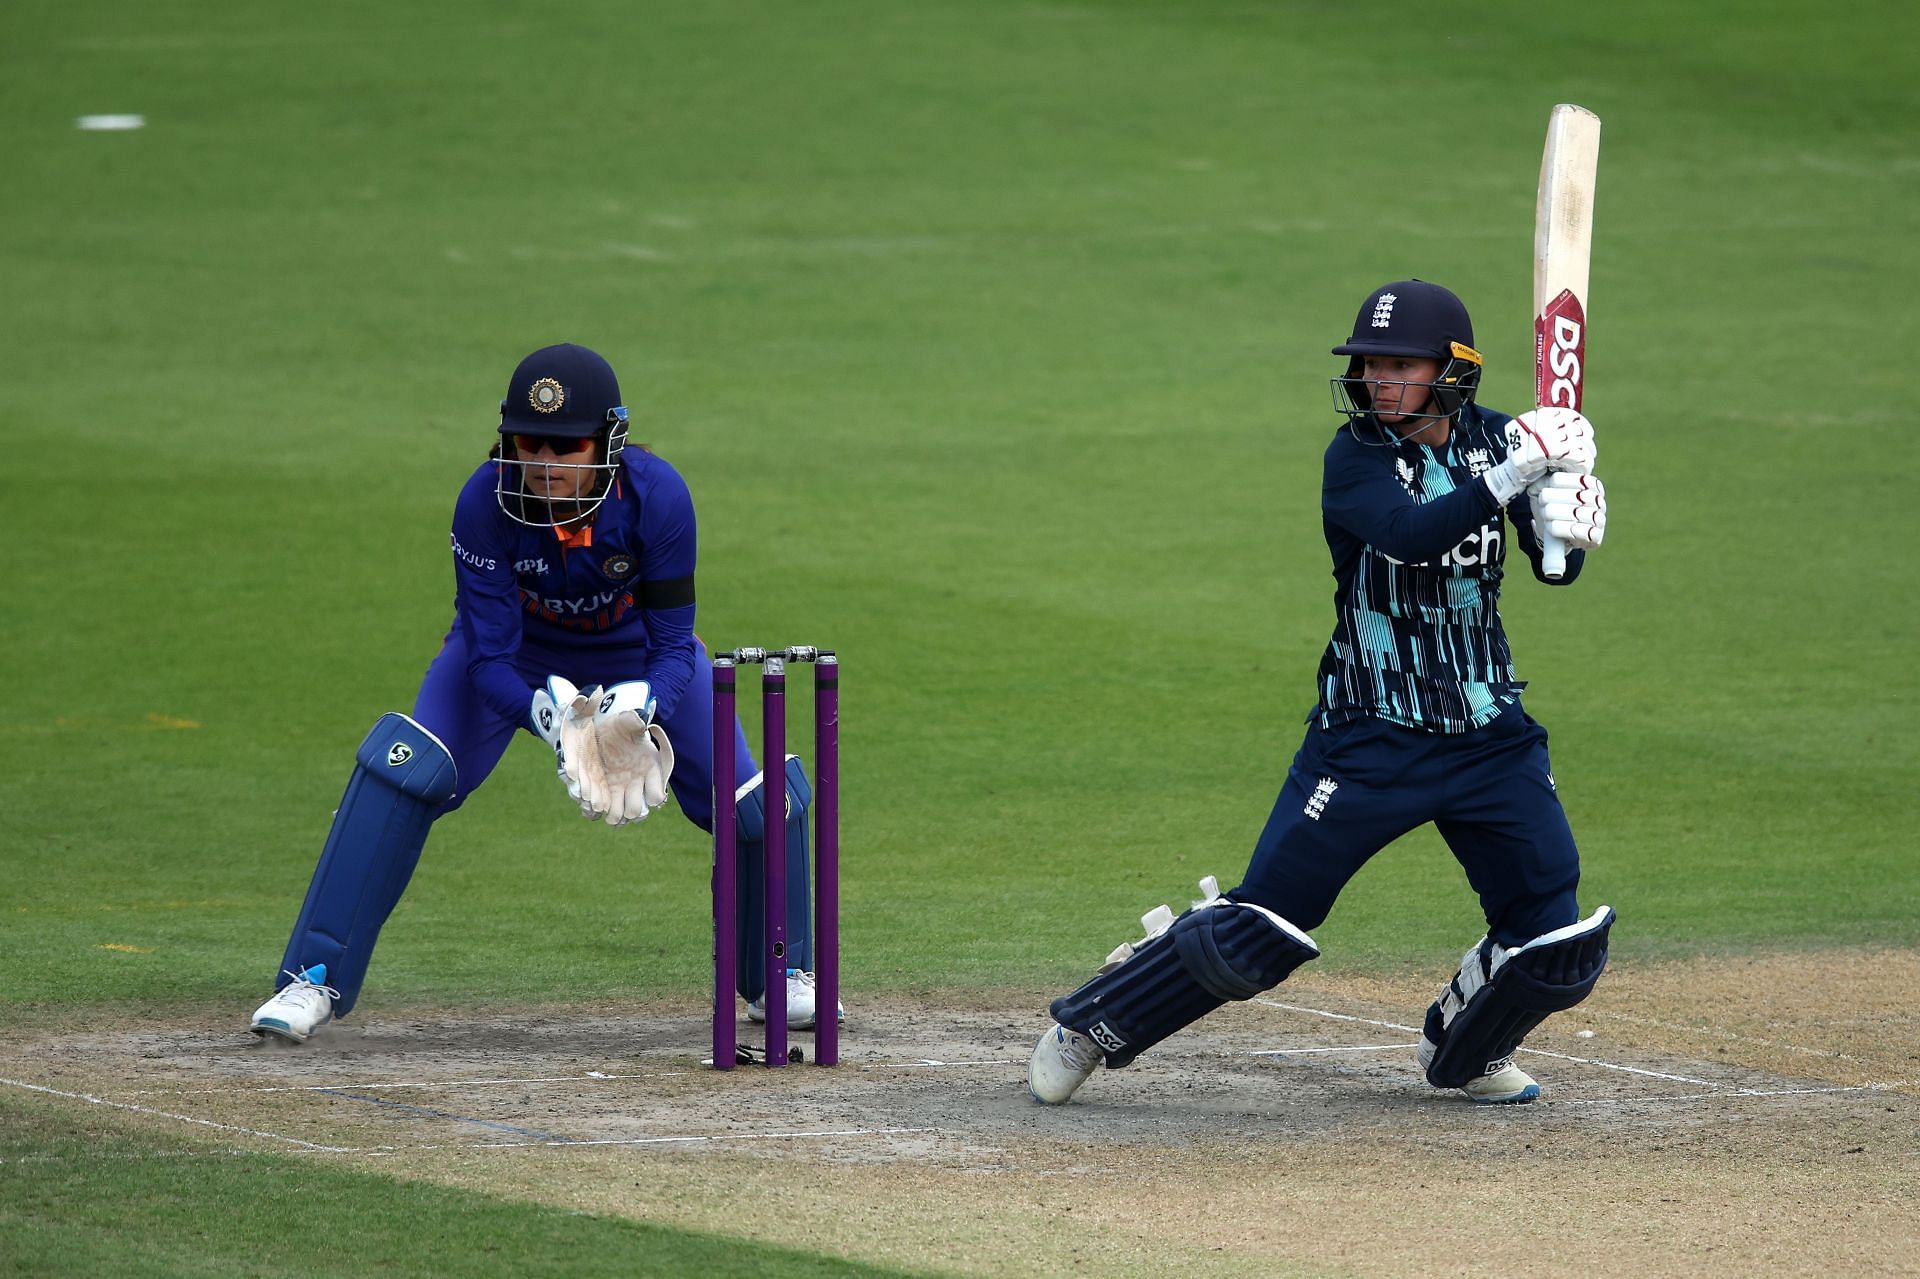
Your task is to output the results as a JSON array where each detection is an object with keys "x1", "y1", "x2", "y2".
[
  {"x1": 861, "y1": 1059, "x2": 1018, "y2": 1070},
  {"x1": 2, "y1": 1076, "x2": 350, "y2": 1152},
  {"x1": 1258, "y1": 1000, "x2": 1721, "y2": 1087},
  {"x1": 1251, "y1": 1043, "x2": 1415, "y2": 1056},
  {"x1": 115, "y1": 1071, "x2": 679, "y2": 1098}
]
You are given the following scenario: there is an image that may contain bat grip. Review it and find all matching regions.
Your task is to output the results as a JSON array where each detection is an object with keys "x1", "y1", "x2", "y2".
[{"x1": 1540, "y1": 530, "x2": 1569, "y2": 581}]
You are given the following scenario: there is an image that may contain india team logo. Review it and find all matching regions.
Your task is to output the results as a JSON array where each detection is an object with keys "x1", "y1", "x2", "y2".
[{"x1": 528, "y1": 377, "x2": 566, "y2": 413}]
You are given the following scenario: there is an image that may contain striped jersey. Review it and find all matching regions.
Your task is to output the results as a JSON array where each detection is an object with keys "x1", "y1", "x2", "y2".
[{"x1": 1313, "y1": 403, "x2": 1583, "y2": 734}]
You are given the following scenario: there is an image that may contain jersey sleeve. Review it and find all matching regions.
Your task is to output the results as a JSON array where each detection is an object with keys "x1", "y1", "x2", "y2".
[
  {"x1": 449, "y1": 472, "x2": 540, "y2": 727},
  {"x1": 1321, "y1": 434, "x2": 1502, "y2": 564},
  {"x1": 634, "y1": 462, "x2": 698, "y2": 719}
]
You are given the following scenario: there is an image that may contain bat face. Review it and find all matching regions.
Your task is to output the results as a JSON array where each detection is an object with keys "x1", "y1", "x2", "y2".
[
  {"x1": 1530, "y1": 103, "x2": 1599, "y2": 581},
  {"x1": 1537, "y1": 287, "x2": 1586, "y2": 411},
  {"x1": 1534, "y1": 102, "x2": 1599, "y2": 418}
]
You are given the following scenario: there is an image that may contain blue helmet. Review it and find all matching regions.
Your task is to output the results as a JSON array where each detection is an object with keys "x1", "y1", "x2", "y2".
[{"x1": 1329, "y1": 281, "x2": 1484, "y2": 445}]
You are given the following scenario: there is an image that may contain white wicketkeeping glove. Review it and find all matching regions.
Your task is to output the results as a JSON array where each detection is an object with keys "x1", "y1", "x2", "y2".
[
  {"x1": 1483, "y1": 407, "x2": 1597, "y2": 503},
  {"x1": 530, "y1": 675, "x2": 592, "y2": 812},
  {"x1": 1530, "y1": 471, "x2": 1607, "y2": 550},
  {"x1": 584, "y1": 681, "x2": 674, "y2": 827}
]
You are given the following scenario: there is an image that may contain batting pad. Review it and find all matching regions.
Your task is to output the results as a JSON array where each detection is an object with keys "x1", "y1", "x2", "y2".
[
  {"x1": 1051, "y1": 898, "x2": 1319, "y2": 1069},
  {"x1": 276, "y1": 713, "x2": 458, "y2": 1017},
  {"x1": 732, "y1": 754, "x2": 813, "y2": 1000},
  {"x1": 1423, "y1": 905, "x2": 1615, "y2": 1089}
]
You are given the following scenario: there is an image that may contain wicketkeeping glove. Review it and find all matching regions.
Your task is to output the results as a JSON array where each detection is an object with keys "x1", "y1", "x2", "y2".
[
  {"x1": 587, "y1": 681, "x2": 673, "y2": 827},
  {"x1": 1529, "y1": 471, "x2": 1607, "y2": 550},
  {"x1": 530, "y1": 675, "x2": 592, "y2": 811}
]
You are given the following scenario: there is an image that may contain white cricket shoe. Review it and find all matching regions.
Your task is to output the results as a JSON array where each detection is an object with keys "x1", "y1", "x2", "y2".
[
  {"x1": 747, "y1": 969, "x2": 844, "y2": 1030},
  {"x1": 1460, "y1": 1060, "x2": 1541, "y2": 1105},
  {"x1": 249, "y1": 965, "x2": 339, "y2": 1043},
  {"x1": 1028, "y1": 1023, "x2": 1102, "y2": 1105}
]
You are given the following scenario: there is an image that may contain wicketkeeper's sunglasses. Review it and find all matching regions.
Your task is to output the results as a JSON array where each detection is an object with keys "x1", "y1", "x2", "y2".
[{"x1": 511, "y1": 433, "x2": 595, "y2": 456}]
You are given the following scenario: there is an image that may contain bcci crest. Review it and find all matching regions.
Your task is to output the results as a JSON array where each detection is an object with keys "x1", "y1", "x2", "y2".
[
  {"x1": 600, "y1": 552, "x2": 636, "y2": 581},
  {"x1": 528, "y1": 377, "x2": 566, "y2": 414}
]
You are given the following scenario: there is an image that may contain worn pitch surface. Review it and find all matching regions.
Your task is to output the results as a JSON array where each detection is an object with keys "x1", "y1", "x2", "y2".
[{"x1": 7, "y1": 954, "x2": 1916, "y2": 1278}]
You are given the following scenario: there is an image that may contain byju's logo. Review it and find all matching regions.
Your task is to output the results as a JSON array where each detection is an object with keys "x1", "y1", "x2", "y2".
[
  {"x1": 1371, "y1": 291, "x2": 1397, "y2": 329},
  {"x1": 1304, "y1": 776, "x2": 1339, "y2": 820}
]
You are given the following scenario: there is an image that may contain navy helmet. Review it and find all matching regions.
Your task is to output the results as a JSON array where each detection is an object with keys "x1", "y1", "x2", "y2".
[
  {"x1": 495, "y1": 344, "x2": 631, "y2": 528},
  {"x1": 1330, "y1": 280, "x2": 1484, "y2": 444},
  {"x1": 500, "y1": 343, "x2": 627, "y2": 439}
]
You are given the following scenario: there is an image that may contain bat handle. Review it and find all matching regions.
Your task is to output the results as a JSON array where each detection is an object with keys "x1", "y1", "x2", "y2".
[{"x1": 1540, "y1": 530, "x2": 1569, "y2": 581}]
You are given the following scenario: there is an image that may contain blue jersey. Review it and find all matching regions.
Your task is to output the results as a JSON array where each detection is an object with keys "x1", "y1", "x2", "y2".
[
  {"x1": 1314, "y1": 404, "x2": 1583, "y2": 734},
  {"x1": 446, "y1": 446, "x2": 699, "y2": 728}
]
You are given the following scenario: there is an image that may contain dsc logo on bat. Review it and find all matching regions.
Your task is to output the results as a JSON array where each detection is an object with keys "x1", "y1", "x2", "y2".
[{"x1": 1537, "y1": 289, "x2": 1586, "y2": 410}]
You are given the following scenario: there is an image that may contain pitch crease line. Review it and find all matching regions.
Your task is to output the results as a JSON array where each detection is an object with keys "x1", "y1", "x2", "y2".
[
  {"x1": 118, "y1": 1071, "x2": 675, "y2": 1098},
  {"x1": 0, "y1": 1075, "x2": 351, "y2": 1152},
  {"x1": 1257, "y1": 999, "x2": 1723, "y2": 1087},
  {"x1": 1252, "y1": 1043, "x2": 1414, "y2": 1056},
  {"x1": 464, "y1": 1125, "x2": 936, "y2": 1150},
  {"x1": 1558, "y1": 1081, "x2": 1916, "y2": 1106},
  {"x1": 315, "y1": 1125, "x2": 941, "y2": 1155},
  {"x1": 860, "y1": 1059, "x2": 1020, "y2": 1070}
]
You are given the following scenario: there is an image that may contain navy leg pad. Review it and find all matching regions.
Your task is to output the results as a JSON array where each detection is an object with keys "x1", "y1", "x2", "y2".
[
  {"x1": 1050, "y1": 899, "x2": 1318, "y2": 1069},
  {"x1": 733, "y1": 755, "x2": 813, "y2": 998},
  {"x1": 1424, "y1": 905, "x2": 1615, "y2": 1089},
  {"x1": 279, "y1": 713, "x2": 457, "y2": 1018}
]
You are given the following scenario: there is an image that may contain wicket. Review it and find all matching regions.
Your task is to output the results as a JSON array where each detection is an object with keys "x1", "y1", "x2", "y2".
[{"x1": 712, "y1": 646, "x2": 839, "y2": 1069}]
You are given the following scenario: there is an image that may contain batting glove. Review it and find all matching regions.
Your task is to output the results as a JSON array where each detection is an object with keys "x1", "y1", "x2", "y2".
[{"x1": 1530, "y1": 472, "x2": 1607, "y2": 550}]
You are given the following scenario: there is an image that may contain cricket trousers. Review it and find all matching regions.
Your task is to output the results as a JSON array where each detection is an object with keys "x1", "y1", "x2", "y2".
[{"x1": 1233, "y1": 708, "x2": 1581, "y2": 948}]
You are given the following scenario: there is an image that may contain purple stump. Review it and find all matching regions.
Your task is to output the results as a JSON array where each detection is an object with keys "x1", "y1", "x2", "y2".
[
  {"x1": 763, "y1": 655, "x2": 788, "y2": 1066},
  {"x1": 712, "y1": 655, "x2": 737, "y2": 1070},
  {"x1": 815, "y1": 652, "x2": 839, "y2": 1066}
]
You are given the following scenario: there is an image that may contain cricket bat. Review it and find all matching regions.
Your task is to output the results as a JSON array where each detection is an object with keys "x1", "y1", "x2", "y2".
[{"x1": 1533, "y1": 103, "x2": 1601, "y2": 580}]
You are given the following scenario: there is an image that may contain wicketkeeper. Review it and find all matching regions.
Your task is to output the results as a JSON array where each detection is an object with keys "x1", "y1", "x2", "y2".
[
  {"x1": 1030, "y1": 281, "x2": 1612, "y2": 1105},
  {"x1": 250, "y1": 344, "x2": 838, "y2": 1042}
]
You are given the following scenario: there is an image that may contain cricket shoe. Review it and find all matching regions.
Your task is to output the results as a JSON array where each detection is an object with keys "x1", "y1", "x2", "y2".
[
  {"x1": 747, "y1": 969, "x2": 844, "y2": 1030},
  {"x1": 1459, "y1": 1059, "x2": 1541, "y2": 1105},
  {"x1": 1028, "y1": 1023, "x2": 1102, "y2": 1105},
  {"x1": 249, "y1": 965, "x2": 339, "y2": 1043}
]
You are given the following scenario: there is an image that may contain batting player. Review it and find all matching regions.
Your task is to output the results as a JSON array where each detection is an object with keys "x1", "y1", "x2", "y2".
[
  {"x1": 1030, "y1": 281, "x2": 1613, "y2": 1105},
  {"x1": 249, "y1": 344, "x2": 836, "y2": 1042}
]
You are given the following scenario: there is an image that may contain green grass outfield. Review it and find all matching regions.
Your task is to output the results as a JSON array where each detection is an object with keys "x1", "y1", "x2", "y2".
[{"x1": 3, "y1": 0, "x2": 1917, "y2": 1271}]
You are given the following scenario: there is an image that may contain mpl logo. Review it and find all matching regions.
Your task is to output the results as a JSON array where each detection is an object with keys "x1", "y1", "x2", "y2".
[{"x1": 1536, "y1": 288, "x2": 1586, "y2": 409}]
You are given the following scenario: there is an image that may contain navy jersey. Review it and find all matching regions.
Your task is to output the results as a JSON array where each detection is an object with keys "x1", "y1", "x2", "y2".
[
  {"x1": 1314, "y1": 404, "x2": 1584, "y2": 734},
  {"x1": 446, "y1": 446, "x2": 698, "y2": 728}
]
